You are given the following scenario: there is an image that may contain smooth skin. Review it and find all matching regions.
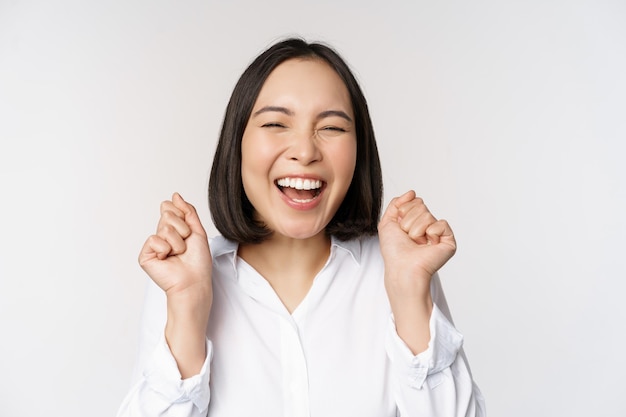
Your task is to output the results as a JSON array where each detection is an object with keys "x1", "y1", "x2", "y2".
[{"x1": 138, "y1": 58, "x2": 456, "y2": 378}]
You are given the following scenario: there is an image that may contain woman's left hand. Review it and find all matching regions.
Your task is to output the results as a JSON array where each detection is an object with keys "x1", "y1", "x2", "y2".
[
  {"x1": 378, "y1": 190, "x2": 456, "y2": 288},
  {"x1": 378, "y1": 190, "x2": 456, "y2": 353}
]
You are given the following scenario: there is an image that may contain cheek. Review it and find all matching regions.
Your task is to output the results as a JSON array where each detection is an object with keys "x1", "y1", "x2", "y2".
[
  {"x1": 333, "y1": 140, "x2": 358, "y2": 182},
  {"x1": 241, "y1": 132, "x2": 255, "y2": 167},
  {"x1": 240, "y1": 134, "x2": 260, "y2": 195},
  {"x1": 241, "y1": 137, "x2": 264, "y2": 181},
  {"x1": 240, "y1": 133, "x2": 281, "y2": 206},
  {"x1": 241, "y1": 132, "x2": 278, "y2": 174}
]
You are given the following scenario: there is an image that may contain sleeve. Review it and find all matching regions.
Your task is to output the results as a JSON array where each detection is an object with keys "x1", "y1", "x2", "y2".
[
  {"x1": 385, "y1": 273, "x2": 486, "y2": 417},
  {"x1": 116, "y1": 280, "x2": 213, "y2": 417}
]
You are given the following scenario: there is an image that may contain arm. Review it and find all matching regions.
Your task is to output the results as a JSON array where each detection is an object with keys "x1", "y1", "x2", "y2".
[
  {"x1": 117, "y1": 193, "x2": 213, "y2": 416},
  {"x1": 379, "y1": 190, "x2": 454, "y2": 355},
  {"x1": 385, "y1": 274, "x2": 486, "y2": 416},
  {"x1": 379, "y1": 191, "x2": 485, "y2": 416}
]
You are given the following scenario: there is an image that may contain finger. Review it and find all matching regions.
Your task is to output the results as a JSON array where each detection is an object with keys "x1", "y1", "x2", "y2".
[
  {"x1": 139, "y1": 235, "x2": 173, "y2": 265},
  {"x1": 397, "y1": 195, "x2": 427, "y2": 220},
  {"x1": 156, "y1": 224, "x2": 187, "y2": 255},
  {"x1": 157, "y1": 210, "x2": 192, "y2": 239},
  {"x1": 160, "y1": 199, "x2": 185, "y2": 219},
  {"x1": 425, "y1": 219, "x2": 455, "y2": 247},
  {"x1": 380, "y1": 190, "x2": 416, "y2": 226},
  {"x1": 397, "y1": 197, "x2": 430, "y2": 230},
  {"x1": 395, "y1": 198, "x2": 435, "y2": 241},
  {"x1": 404, "y1": 211, "x2": 438, "y2": 244},
  {"x1": 394, "y1": 190, "x2": 416, "y2": 209},
  {"x1": 173, "y1": 192, "x2": 207, "y2": 237}
]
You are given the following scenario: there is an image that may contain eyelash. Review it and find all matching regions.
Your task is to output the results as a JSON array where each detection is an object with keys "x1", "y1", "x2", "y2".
[
  {"x1": 260, "y1": 123, "x2": 347, "y2": 133},
  {"x1": 261, "y1": 122, "x2": 285, "y2": 128},
  {"x1": 320, "y1": 126, "x2": 346, "y2": 132}
]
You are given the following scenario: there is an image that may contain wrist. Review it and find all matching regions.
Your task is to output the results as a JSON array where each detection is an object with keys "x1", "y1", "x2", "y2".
[
  {"x1": 386, "y1": 282, "x2": 433, "y2": 355},
  {"x1": 165, "y1": 288, "x2": 212, "y2": 378},
  {"x1": 167, "y1": 286, "x2": 212, "y2": 326},
  {"x1": 384, "y1": 268, "x2": 431, "y2": 298}
]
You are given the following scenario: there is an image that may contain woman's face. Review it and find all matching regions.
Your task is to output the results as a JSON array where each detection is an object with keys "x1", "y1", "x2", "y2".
[{"x1": 241, "y1": 58, "x2": 357, "y2": 241}]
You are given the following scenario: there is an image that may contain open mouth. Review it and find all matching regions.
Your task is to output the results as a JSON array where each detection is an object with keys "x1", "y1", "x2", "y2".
[{"x1": 276, "y1": 177, "x2": 324, "y2": 203}]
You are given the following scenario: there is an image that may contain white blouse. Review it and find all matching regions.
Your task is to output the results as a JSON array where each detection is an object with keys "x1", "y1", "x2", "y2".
[{"x1": 117, "y1": 235, "x2": 485, "y2": 416}]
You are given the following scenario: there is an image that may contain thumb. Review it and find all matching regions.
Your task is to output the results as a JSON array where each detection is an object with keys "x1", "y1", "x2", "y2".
[
  {"x1": 172, "y1": 192, "x2": 207, "y2": 237},
  {"x1": 379, "y1": 190, "x2": 416, "y2": 227}
]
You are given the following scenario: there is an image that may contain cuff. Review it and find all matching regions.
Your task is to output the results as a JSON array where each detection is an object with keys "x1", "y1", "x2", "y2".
[
  {"x1": 143, "y1": 333, "x2": 213, "y2": 411},
  {"x1": 386, "y1": 303, "x2": 464, "y2": 390}
]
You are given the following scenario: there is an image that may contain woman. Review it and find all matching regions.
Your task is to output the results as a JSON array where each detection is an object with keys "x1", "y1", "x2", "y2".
[{"x1": 118, "y1": 38, "x2": 485, "y2": 416}]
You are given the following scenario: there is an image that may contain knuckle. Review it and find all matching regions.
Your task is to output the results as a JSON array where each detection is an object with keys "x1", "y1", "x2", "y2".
[
  {"x1": 158, "y1": 224, "x2": 175, "y2": 236},
  {"x1": 161, "y1": 202, "x2": 183, "y2": 217},
  {"x1": 180, "y1": 225, "x2": 192, "y2": 238},
  {"x1": 145, "y1": 234, "x2": 160, "y2": 246},
  {"x1": 161, "y1": 210, "x2": 177, "y2": 221},
  {"x1": 398, "y1": 216, "x2": 410, "y2": 231},
  {"x1": 407, "y1": 228, "x2": 420, "y2": 240}
]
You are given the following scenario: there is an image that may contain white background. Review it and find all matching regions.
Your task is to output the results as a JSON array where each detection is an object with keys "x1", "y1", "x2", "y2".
[{"x1": 1, "y1": 1, "x2": 625, "y2": 416}]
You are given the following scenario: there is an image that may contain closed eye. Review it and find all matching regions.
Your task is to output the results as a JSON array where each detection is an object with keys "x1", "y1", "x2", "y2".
[
  {"x1": 262, "y1": 122, "x2": 286, "y2": 128},
  {"x1": 316, "y1": 125, "x2": 348, "y2": 138},
  {"x1": 320, "y1": 126, "x2": 347, "y2": 132}
]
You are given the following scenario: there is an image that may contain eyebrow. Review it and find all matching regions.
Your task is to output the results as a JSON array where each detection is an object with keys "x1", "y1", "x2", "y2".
[
  {"x1": 252, "y1": 106, "x2": 294, "y2": 117},
  {"x1": 252, "y1": 106, "x2": 353, "y2": 123},
  {"x1": 317, "y1": 110, "x2": 353, "y2": 123}
]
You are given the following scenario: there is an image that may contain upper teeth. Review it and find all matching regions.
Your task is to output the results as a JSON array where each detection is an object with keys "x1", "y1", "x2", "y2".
[{"x1": 277, "y1": 177, "x2": 322, "y2": 190}]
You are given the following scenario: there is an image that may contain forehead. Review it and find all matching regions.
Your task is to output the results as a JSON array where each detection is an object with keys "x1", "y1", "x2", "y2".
[{"x1": 254, "y1": 58, "x2": 352, "y2": 112}]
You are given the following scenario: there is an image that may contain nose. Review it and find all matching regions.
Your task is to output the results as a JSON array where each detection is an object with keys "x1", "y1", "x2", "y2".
[{"x1": 286, "y1": 129, "x2": 322, "y2": 164}]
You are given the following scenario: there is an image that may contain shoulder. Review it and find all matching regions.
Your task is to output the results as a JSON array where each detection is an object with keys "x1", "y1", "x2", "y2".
[
  {"x1": 331, "y1": 234, "x2": 382, "y2": 267},
  {"x1": 208, "y1": 235, "x2": 238, "y2": 275},
  {"x1": 359, "y1": 235, "x2": 382, "y2": 268},
  {"x1": 209, "y1": 235, "x2": 238, "y2": 257},
  {"x1": 360, "y1": 234, "x2": 380, "y2": 252}
]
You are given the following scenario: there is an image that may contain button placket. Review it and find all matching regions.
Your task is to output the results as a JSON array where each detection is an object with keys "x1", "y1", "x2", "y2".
[{"x1": 280, "y1": 317, "x2": 310, "y2": 417}]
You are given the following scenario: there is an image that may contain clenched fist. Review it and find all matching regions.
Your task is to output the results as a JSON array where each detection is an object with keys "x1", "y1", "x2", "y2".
[{"x1": 139, "y1": 192, "x2": 213, "y2": 298}]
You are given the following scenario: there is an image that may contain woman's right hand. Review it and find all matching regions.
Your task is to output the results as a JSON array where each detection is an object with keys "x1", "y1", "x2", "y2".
[
  {"x1": 139, "y1": 192, "x2": 212, "y2": 298},
  {"x1": 138, "y1": 193, "x2": 212, "y2": 378}
]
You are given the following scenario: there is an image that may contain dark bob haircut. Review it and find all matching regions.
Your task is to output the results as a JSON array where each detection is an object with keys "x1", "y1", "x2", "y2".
[{"x1": 208, "y1": 37, "x2": 383, "y2": 243}]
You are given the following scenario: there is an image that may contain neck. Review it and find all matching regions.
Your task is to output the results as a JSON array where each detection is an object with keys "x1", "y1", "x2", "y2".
[{"x1": 238, "y1": 232, "x2": 331, "y2": 313}]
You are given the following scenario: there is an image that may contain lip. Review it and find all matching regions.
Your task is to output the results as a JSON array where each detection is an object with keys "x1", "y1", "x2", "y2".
[{"x1": 274, "y1": 174, "x2": 327, "y2": 210}]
